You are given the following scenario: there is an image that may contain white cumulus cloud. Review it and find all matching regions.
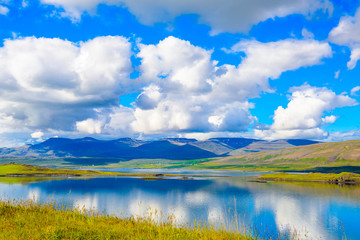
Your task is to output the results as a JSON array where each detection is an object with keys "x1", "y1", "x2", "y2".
[
  {"x1": 31, "y1": 131, "x2": 44, "y2": 139},
  {"x1": 106, "y1": 37, "x2": 332, "y2": 137},
  {"x1": 0, "y1": 36, "x2": 132, "y2": 136},
  {"x1": 255, "y1": 85, "x2": 357, "y2": 140},
  {"x1": 30, "y1": 131, "x2": 44, "y2": 142},
  {"x1": 213, "y1": 39, "x2": 332, "y2": 101},
  {"x1": 76, "y1": 118, "x2": 103, "y2": 134},
  {"x1": 329, "y1": 7, "x2": 360, "y2": 69},
  {"x1": 0, "y1": 35, "x2": 338, "y2": 144}
]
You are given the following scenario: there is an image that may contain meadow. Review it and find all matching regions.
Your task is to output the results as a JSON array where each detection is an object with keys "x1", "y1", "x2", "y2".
[{"x1": 0, "y1": 199, "x2": 257, "y2": 240}]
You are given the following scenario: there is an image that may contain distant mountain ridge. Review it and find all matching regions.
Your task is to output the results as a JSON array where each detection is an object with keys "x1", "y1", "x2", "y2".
[{"x1": 0, "y1": 137, "x2": 318, "y2": 160}]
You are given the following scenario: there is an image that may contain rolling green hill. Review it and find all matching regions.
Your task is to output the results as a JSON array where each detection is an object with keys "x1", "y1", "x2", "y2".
[{"x1": 196, "y1": 140, "x2": 360, "y2": 173}]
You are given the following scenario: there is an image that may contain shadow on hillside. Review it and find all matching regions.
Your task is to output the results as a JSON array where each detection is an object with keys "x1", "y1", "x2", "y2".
[{"x1": 305, "y1": 166, "x2": 360, "y2": 174}]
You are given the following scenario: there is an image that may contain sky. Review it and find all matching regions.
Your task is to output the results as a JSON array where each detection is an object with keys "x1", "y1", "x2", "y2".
[{"x1": 0, "y1": 0, "x2": 360, "y2": 146}]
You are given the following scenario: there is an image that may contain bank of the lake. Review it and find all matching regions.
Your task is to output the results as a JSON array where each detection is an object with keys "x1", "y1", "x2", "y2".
[
  {"x1": 258, "y1": 172, "x2": 360, "y2": 184},
  {"x1": 0, "y1": 199, "x2": 255, "y2": 240},
  {"x1": 0, "y1": 163, "x2": 222, "y2": 180},
  {"x1": 2, "y1": 155, "x2": 360, "y2": 174}
]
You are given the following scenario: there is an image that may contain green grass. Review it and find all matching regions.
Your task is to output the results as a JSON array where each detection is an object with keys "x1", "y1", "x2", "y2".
[
  {"x1": 0, "y1": 177, "x2": 61, "y2": 184},
  {"x1": 0, "y1": 163, "x2": 121, "y2": 176},
  {"x1": 258, "y1": 172, "x2": 360, "y2": 184},
  {"x1": 0, "y1": 199, "x2": 256, "y2": 240}
]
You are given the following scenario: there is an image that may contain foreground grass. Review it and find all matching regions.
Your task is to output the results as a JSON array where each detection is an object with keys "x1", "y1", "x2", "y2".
[
  {"x1": 258, "y1": 172, "x2": 360, "y2": 184},
  {"x1": 0, "y1": 200, "x2": 255, "y2": 240}
]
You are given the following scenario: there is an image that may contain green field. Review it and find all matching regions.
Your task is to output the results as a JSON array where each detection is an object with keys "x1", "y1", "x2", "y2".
[{"x1": 0, "y1": 199, "x2": 256, "y2": 240}]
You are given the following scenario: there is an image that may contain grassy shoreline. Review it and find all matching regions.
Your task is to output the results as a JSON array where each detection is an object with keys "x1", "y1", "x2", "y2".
[
  {"x1": 2, "y1": 156, "x2": 360, "y2": 174},
  {"x1": 3, "y1": 163, "x2": 360, "y2": 186},
  {"x1": 0, "y1": 199, "x2": 256, "y2": 240},
  {"x1": 0, "y1": 163, "x2": 227, "y2": 180},
  {"x1": 257, "y1": 172, "x2": 360, "y2": 184}
]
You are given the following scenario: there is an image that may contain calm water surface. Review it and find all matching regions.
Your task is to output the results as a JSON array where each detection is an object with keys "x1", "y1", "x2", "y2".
[{"x1": 0, "y1": 169, "x2": 359, "y2": 240}]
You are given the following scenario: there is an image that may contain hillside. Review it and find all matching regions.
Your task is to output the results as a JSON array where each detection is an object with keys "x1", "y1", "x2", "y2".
[
  {"x1": 200, "y1": 140, "x2": 360, "y2": 172},
  {"x1": 229, "y1": 140, "x2": 360, "y2": 161}
]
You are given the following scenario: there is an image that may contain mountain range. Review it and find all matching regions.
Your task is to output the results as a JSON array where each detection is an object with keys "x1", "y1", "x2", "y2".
[{"x1": 0, "y1": 137, "x2": 319, "y2": 160}]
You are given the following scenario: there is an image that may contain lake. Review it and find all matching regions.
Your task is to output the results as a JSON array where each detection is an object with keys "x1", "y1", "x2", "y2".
[{"x1": 1, "y1": 169, "x2": 359, "y2": 240}]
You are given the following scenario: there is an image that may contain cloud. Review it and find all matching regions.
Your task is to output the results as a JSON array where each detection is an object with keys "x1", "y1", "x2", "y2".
[
  {"x1": 0, "y1": 36, "x2": 132, "y2": 135},
  {"x1": 0, "y1": 5, "x2": 9, "y2": 15},
  {"x1": 322, "y1": 115, "x2": 337, "y2": 124},
  {"x1": 255, "y1": 85, "x2": 357, "y2": 140},
  {"x1": 329, "y1": 7, "x2": 360, "y2": 69},
  {"x1": 137, "y1": 36, "x2": 214, "y2": 94},
  {"x1": 75, "y1": 36, "x2": 133, "y2": 95},
  {"x1": 76, "y1": 118, "x2": 103, "y2": 134},
  {"x1": 41, "y1": 0, "x2": 332, "y2": 33},
  {"x1": 31, "y1": 131, "x2": 44, "y2": 142},
  {"x1": 0, "y1": 36, "x2": 335, "y2": 144},
  {"x1": 328, "y1": 8, "x2": 360, "y2": 46},
  {"x1": 302, "y1": 28, "x2": 314, "y2": 39},
  {"x1": 181, "y1": 131, "x2": 256, "y2": 141},
  {"x1": 31, "y1": 131, "x2": 44, "y2": 139},
  {"x1": 325, "y1": 129, "x2": 360, "y2": 142},
  {"x1": 351, "y1": 86, "x2": 360, "y2": 96},
  {"x1": 347, "y1": 48, "x2": 360, "y2": 69},
  {"x1": 105, "y1": 106, "x2": 135, "y2": 133},
  {"x1": 107, "y1": 37, "x2": 332, "y2": 136},
  {"x1": 126, "y1": 37, "x2": 217, "y2": 134},
  {"x1": 22, "y1": 0, "x2": 29, "y2": 8},
  {"x1": 40, "y1": 0, "x2": 121, "y2": 22},
  {"x1": 214, "y1": 39, "x2": 332, "y2": 101}
]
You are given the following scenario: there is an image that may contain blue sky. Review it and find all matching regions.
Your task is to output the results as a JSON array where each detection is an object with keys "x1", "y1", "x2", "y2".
[{"x1": 0, "y1": 0, "x2": 360, "y2": 146}]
